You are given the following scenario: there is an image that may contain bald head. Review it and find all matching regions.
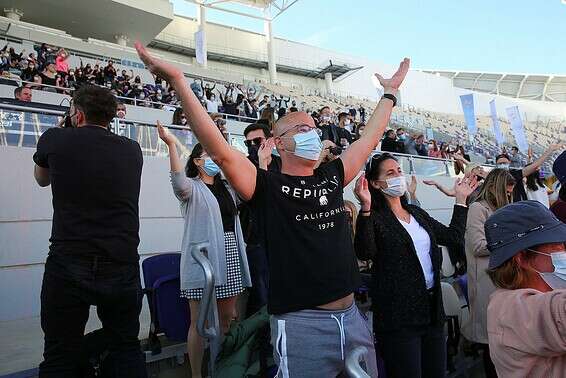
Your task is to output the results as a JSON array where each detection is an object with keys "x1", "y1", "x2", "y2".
[{"x1": 273, "y1": 111, "x2": 315, "y2": 137}]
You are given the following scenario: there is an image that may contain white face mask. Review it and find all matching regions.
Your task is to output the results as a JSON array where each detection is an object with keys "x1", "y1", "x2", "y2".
[
  {"x1": 497, "y1": 163, "x2": 510, "y2": 170},
  {"x1": 343, "y1": 119, "x2": 351, "y2": 126},
  {"x1": 529, "y1": 249, "x2": 566, "y2": 289},
  {"x1": 380, "y1": 176, "x2": 407, "y2": 197}
]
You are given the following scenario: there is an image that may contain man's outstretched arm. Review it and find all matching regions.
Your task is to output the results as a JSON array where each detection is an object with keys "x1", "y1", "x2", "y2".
[
  {"x1": 135, "y1": 42, "x2": 257, "y2": 201},
  {"x1": 521, "y1": 143, "x2": 564, "y2": 178},
  {"x1": 340, "y1": 58, "x2": 410, "y2": 186}
]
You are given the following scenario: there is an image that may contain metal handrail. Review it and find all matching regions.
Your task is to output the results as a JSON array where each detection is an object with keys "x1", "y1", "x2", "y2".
[
  {"x1": 345, "y1": 346, "x2": 372, "y2": 378},
  {"x1": 15, "y1": 80, "x2": 261, "y2": 124},
  {"x1": 190, "y1": 243, "x2": 221, "y2": 377}
]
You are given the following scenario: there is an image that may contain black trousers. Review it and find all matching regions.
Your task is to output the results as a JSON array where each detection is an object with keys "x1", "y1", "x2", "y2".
[
  {"x1": 376, "y1": 324, "x2": 446, "y2": 378},
  {"x1": 39, "y1": 253, "x2": 147, "y2": 378},
  {"x1": 245, "y1": 244, "x2": 269, "y2": 316}
]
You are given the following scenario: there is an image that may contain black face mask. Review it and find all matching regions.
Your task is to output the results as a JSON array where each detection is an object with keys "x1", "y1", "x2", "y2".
[{"x1": 247, "y1": 144, "x2": 260, "y2": 163}]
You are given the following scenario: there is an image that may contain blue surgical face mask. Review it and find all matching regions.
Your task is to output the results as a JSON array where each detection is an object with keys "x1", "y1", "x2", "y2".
[
  {"x1": 201, "y1": 157, "x2": 220, "y2": 176},
  {"x1": 271, "y1": 147, "x2": 280, "y2": 157},
  {"x1": 398, "y1": 134, "x2": 406, "y2": 141},
  {"x1": 497, "y1": 163, "x2": 510, "y2": 170},
  {"x1": 529, "y1": 249, "x2": 566, "y2": 289},
  {"x1": 287, "y1": 129, "x2": 323, "y2": 161}
]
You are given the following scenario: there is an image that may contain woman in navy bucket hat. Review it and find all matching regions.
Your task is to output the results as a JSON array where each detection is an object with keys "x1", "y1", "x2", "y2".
[{"x1": 483, "y1": 200, "x2": 566, "y2": 377}]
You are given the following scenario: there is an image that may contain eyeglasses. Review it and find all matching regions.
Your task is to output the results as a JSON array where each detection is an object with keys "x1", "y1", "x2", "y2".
[
  {"x1": 279, "y1": 124, "x2": 321, "y2": 138},
  {"x1": 244, "y1": 137, "x2": 264, "y2": 147}
]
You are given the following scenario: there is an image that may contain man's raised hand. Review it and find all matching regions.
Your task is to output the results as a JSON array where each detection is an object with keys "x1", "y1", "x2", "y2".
[{"x1": 374, "y1": 58, "x2": 410, "y2": 91}]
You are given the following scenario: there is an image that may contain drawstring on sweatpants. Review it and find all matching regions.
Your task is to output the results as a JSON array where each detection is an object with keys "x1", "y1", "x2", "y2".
[{"x1": 331, "y1": 313, "x2": 346, "y2": 361}]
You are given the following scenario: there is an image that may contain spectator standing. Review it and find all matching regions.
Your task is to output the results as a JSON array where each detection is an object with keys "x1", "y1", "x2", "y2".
[
  {"x1": 525, "y1": 166, "x2": 550, "y2": 208},
  {"x1": 509, "y1": 146, "x2": 524, "y2": 168},
  {"x1": 317, "y1": 106, "x2": 340, "y2": 145},
  {"x1": 21, "y1": 60, "x2": 38, "y2": 82},
  {"x1": 496, "y1": 144, "x2": 563, "y2": 202},
  {"x1": 103, "y1": 60, "x2": 117, "y2": 82},
  {"x1": 206, "y1": 93, "x2": 219, "y2": 113},
  {"x1": 428, "y1": 140, "x2": 442, "y2": 158},
  {"x1": 159, "y1": 125, "x2": 250, "y2": 378},
  {"x1": 484, "y1": 201, "x2": 566, "y2": 377},
  {"x1": 38, "y1": 58, "x2": 58, "y2": 90},
  {"x1": 354, "y1": 153, "x2": 475, "y2": 378},
  {"x1": 134, "y1": 43, "x2": 411, "y2": 377},
  {"x1": 54, "y1": 48, "x2": 69, "y2": 76},
  {"x1": 33, "y1": 86, "x2": 146, "y2": 377},
  {"x1": 381, "y1": 129, "x2": 403, "y2": 153},
  {"x1": 462, "y1": 169, "x2": 516, "y2": 378},
  {"x1": 337, "y1": 112, "x2": 354, "y2": 146}
]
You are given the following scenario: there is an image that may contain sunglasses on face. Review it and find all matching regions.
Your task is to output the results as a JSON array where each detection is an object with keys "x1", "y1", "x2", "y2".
[{"x1": 244, "y1": 137, "x2": 264, "y2": 147}]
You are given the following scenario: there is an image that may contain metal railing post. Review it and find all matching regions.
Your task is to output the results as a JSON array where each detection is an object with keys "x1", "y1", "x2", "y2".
[{"x1": 190, "y1": 242, "x2": 221, "y2": 377}]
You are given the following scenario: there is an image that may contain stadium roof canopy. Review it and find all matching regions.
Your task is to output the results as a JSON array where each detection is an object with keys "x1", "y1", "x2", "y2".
[
  {"x1": 0, "y1": 0, "x2": 174, "y2": 45},
  {"x1": 183, "y1": 0, "x2": 298, "y2": 21},
  {"x1": 421, "y1": 69, "x2": 566, "y2": 103}
]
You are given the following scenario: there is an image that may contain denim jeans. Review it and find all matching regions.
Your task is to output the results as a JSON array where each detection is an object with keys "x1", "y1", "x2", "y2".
[{"x1": 39, "y1": 253, "x2": 147, "y2": 378}]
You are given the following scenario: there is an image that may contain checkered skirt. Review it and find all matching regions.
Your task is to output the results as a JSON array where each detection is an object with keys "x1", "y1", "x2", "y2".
[{"x1": 181, "y1": 231, "x2": 244, "y2": 300}]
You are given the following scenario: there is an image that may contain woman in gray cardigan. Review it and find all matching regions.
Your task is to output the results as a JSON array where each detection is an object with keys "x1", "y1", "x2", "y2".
[
  {"x1": 157, "y1": 122, "x2": 251, "y2": 378},
  {"x1": 462, "y1": 168, "x2": 515, "y2": 378}
]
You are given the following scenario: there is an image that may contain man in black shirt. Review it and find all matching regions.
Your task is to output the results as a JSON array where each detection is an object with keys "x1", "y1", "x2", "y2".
[
  {"x1": 317, "y1": 105, "x2": 340, "y2": 145},
  {"x1": 496, "y1": 143, "x2": 563, "y2": 202},
  {"x1": 381, "y1": 129, "x2": 404, "y2": 153},
  {"x1": 136, "y1": 42, "x2": 410, "y2": 377},
  {"x1": 241, "y1": 123, "x2": 281, "y2": 316},
  {"x1": 33, "y1": 85, "x2": 146, "y2": 377}
]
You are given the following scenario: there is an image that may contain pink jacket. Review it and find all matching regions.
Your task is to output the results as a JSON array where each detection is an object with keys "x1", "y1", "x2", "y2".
[{"x1": 487, "y1": 288, "x2": 566, "y2": 378}]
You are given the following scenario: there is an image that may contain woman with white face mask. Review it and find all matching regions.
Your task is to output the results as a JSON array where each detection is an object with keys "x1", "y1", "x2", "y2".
[
  {"x1": 354, "y1": 153, "x2": 477, "y2": 378},
  {"x1": 484, "y1": 200, "x2": 566, "y2": 378}
]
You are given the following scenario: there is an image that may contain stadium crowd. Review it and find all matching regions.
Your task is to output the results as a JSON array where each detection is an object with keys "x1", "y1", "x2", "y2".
[{"x1": 13, "y1": 36, "x2": 566, "y2": 378}]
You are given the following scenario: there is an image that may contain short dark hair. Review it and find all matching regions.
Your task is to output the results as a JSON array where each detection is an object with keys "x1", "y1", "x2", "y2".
[
  {"x1": 496, "y1": 154, "x2": 511, "y2": 162},
  {"x1": 396, "y1": 127, "x2": 404, "y2": 133},
  {"x1": 338, "y1": 112, "x2": 349, "y2": 121},
  {"x1": 511, "y1": 146, "x2": 519, "y2": 152},
  {"x1": 244, "y1": 123, "x2": 271, "y2": 138},
  {"x1": 319, "y1": 106, "x2": 330, "y2": 113},
  {"x1": 289, "y1": 107, "x2": 298, "y2": 112},
  {"x1": 72, "y1": 85, "x2": 117, "y2": 126},
  {"x1": 14, "y1": 86, "x2": 26, "y2": 98}
]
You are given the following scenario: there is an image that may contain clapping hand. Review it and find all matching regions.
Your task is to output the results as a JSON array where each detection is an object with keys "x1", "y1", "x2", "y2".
[
  {"x1": 157, "y1": 120, "x2": 176, "y2": 146},
  {"x1": 354, "y1": 175, "x2": 372, "y2": 212},
  {"x1": 453, "y1": 172, "x2": 478, "y2": 205}
]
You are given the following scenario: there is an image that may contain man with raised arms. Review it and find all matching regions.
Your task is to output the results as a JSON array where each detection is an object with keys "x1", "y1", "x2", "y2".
[{"x1": 135, "y1": 42, "x2": 409, "y2": 377}]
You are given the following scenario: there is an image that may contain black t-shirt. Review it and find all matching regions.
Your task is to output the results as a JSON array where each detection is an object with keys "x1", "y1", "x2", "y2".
[
  {"x1": 33, "y1": 125, "x2": 143, "y2": 263},
  {"x1": 250, "y1": 158, "x2": 361, "y2": 314},
  {"x1": 510, "y1": 168, "x2": 527, "y2": 202},
  {"x1": 206, "y1": 180, "x2": 236, "y2": 233},
  {"x1": 240, "y1": 155, "x2": 282, "y2": 246}
]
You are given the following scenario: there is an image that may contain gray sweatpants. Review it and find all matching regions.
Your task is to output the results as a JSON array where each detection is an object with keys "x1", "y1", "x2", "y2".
[{"x1": 270, "y1": 302, "x2": 378, "y2": 377}]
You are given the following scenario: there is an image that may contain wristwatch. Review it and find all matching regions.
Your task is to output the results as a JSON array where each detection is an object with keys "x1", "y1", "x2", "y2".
[{"x1": 382, "y1": 93, "x2": 397, "y2": 107}]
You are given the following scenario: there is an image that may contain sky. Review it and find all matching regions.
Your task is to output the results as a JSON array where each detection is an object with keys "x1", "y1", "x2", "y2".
[{"x1": 171, "y1": 0, "x2": 566, "y2": 75}]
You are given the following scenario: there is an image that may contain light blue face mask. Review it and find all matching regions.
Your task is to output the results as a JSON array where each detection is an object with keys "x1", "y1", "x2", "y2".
[
  {"x1": 529, "y1": 249, "x2": 566, "y2": 289},
  {"x1": 201, "y1": 157, "x2": 220, "y2": 176},
  {"x1": 271, "y1": 147, "x2": 280, "y2": 157},
  {"x1": 497, "y1": 163, "x2": 510, "y2": 170},
  {"x1": 287, "y1": 129, "x2": 323, "y2": 161}
]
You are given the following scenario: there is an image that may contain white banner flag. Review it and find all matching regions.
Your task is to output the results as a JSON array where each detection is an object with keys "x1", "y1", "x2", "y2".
[
  {"x1": 505, "y1": 106, "x2": 529, "y2": 152},
  {"x1": 195, "y1": 30, "x2": 205, "y2": 65},
  {"x1": 489, "y1": 100, "x2": 505, "y2": 145}
]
